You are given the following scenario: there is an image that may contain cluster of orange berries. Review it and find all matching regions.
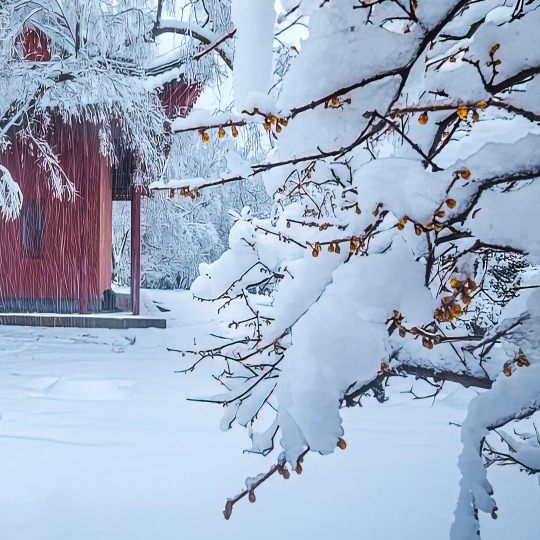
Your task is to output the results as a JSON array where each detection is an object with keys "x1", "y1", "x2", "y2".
[
  {"x1": 487, "y1": 43, "x2": 502, "y2": 70},
  {"x1": 426, "y1": 179, "x2": 464, "y2": 232},
  {"x1": 349, "y1": 236, "x2": 364, "y2": 255},
  {"x1": 325, "y1": 96, "x2": 352, "y2": 109},
  {"x1": 199, "y1": 124, "x2": 240, "y2": 143},
  {"x1": 396, "y1": 197, "x2": 456, "y2": 236},
  {"x1": 310, "y1": 236, "x2": 362, "y2": 257},
  {"x1": 434, "y1": 277, "x2": 477, "y2": 323},
  {"x1": 277, "y1": 465, "x2": 291, "y2": 480},
  {"x1": 396, "y1": 215, "x2": 426, "y2": 235},
  {"x1": 418, "y1": 102, "x2": 487, "y2": 125},
  {"x1": 276, "y1": 454, "x2": 306, "y2": 484},
  {"x1": 327, "y1": 242, "x2": 342, "y2": 254},
  {"x1": 388, "y1": 309, "x2": 441, "y2": 350},
  {"x1": 248, "y1": 455, "x2": 305, "y2": 504},
  {"x1": 425, "y1": 196, "x2": 457, "y2": 233},
  {"x1": 503, "y1": 349, "x2": 531, "y2": 377},
  {"x1": 286, "y1": 220, "x2": 333, "y2": 231},
  {"x1": 169, "y1": 187, "x2": 201, "y2": 199},
  {"x1": 263, "y1": 115, "x2": 288, "y2": 134},
  {"x1": 457, "y1": 102, "x2": 486, "y2": 122}
]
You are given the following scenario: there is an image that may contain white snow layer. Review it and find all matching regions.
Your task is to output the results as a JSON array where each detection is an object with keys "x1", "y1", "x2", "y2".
[
  {"x1": 0, "y1": 290, "x2": 538, "y2": 540},
  {"x1": 231, "y1": 0, "x2": 276, "y2": 112}
]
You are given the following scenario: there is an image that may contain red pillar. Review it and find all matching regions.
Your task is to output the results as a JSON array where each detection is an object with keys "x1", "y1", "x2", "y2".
[
  {"x1": 130, "y1": 185, "x2": 141, "y2": 315},
  {"x1": 79, "y1": 126, "x2": 89, "y2": 314}
]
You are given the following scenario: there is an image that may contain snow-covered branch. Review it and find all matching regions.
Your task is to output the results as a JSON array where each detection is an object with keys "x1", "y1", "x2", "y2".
[{"x1": 152, "y1": 20, "x2": 234, "y2": 70}]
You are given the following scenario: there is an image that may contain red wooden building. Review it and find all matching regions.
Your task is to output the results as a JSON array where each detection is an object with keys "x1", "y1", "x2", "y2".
[{"x1": 0, "y1": 28, "x2": 199, "y2": 319}]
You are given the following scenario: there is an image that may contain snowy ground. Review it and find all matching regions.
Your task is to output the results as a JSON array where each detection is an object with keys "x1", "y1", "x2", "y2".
[{"x1": 0, "y1": 290, "x2": 538, "y2": 540}]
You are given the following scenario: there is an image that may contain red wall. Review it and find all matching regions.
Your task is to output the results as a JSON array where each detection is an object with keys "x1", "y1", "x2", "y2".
[
  {"x1": 20, "y1": 27, "x2": 51, "y2": 62},
  {"x1": 157, "y1": 80, "x2": 200, "y2": 119},
  {"x1": 0, "y1": 120, "x2": 112, "y2": 312}
]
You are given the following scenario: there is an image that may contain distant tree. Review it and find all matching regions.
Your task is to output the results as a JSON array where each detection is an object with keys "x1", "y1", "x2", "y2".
[{"x1": 112, "y1": 125, "x2": 270, "y2": 290}]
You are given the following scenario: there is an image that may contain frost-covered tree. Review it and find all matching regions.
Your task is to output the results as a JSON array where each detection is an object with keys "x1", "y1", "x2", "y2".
[
  {"x1": 0, "y1": 0, "x2": 236, "y2": 213},
  {"x1": 1, "y1": 1, "x2": 163, "y2": 196},
  {"x1": 172, "y1": 1, "x2": 540, "y2": 536}
]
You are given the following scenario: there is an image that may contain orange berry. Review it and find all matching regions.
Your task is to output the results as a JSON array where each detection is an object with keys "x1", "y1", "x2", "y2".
[{"x1": 457, "y1": 105, "x2": 468, "y2": 120}]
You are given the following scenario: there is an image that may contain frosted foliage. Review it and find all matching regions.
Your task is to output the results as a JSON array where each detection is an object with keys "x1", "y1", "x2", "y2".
[
  {"x1": 113, "y1": 179, "x2": 270, "y2": 290},
  {"x1": 153, "y1": 0, "x2": 233, "y2": 85},
  {"x1": 113, "y1": 197, "x2": 223, "y2": 289},
  {"x1": 113, "y1": 127, "x2": 270, "y2": 290},
  {"x1": 182, "y1": 0, "x2": 540, "y2": 532}
]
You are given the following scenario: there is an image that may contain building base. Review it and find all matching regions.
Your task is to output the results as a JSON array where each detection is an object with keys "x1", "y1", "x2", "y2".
[{"x1": 0, "y1": 312, "x2": 166, "y2": 329}]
